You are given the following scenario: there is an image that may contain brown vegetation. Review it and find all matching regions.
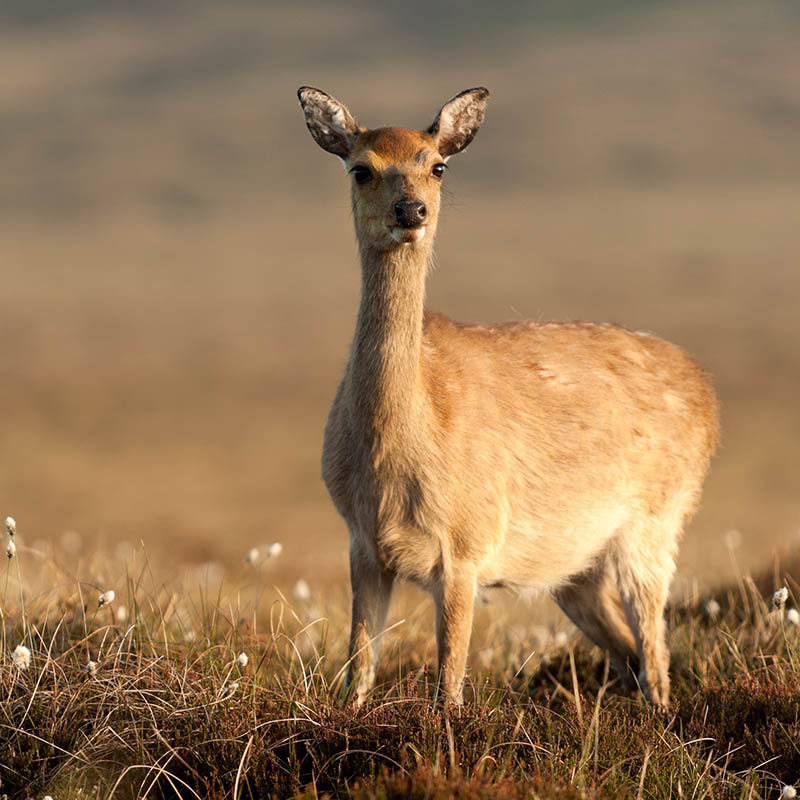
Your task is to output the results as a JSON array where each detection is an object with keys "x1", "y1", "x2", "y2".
[
  {"x1": 3, "y1": 539, "x2": 800, "y2": 798},
  {"x1": 0, "y1": 2, "x2": 798, "y2": 589}
]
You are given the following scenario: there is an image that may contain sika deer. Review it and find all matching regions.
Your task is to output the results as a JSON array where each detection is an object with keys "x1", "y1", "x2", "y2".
[{"x1": 297, "y1": 86, "x2": 719, "y2": 707}]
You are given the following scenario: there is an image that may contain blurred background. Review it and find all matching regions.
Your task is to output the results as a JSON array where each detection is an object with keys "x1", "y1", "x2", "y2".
[{"x1": 1, "y1": 0, "x2": 798, "y2": 596}]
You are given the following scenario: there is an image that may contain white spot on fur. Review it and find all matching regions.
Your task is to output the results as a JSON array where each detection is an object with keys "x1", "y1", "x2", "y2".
[
  {"x1": 663, "y1": 392, "x2": 686, "y2": 411},
  {"x1": 624, "y1": 347, "x2": 647, "y2": 367}
]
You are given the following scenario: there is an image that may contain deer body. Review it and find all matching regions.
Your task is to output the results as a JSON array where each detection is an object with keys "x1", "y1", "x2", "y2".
[{"x1": 299, "y1": 87, "x2": 719, "y2": 707}]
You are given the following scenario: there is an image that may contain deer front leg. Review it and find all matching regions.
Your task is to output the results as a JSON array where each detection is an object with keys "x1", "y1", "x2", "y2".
[
  {"x1": 434, "y1": 566, "x2": 477, "y2": 705},
  {"x1": 346, "y1": 542, "x2": 395, "y2": 705}
]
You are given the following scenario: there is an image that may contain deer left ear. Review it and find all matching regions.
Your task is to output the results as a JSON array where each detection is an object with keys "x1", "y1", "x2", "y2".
[{"x1": 427, "y1": 87, "x2": 489, "y2": 158}]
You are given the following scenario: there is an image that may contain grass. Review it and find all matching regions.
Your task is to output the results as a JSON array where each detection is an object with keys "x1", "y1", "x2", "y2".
[{"x1": 2, "y1": 534, "x2": 800, "y2": 799}]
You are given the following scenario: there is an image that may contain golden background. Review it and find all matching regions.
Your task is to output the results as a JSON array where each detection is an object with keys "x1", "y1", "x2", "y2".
[{"x1": 2, "y1": 1, "x2": 798, "y2": 595}]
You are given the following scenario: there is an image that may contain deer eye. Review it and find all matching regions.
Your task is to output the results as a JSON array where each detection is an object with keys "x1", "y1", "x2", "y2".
[
  {"x1": 432, "y1": 163, "x2": 446, "y2": 179},
  {"x1": 351, "y1": 165, "x2": 372, "y2": 185}
]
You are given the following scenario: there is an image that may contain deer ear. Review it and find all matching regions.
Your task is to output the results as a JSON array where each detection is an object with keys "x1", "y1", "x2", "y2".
[
  {"x1": 427, "y1": 87, "x2": 489, "y2": 158},
  {"x1": 298, "y1": 87, "x2": 361, "y2": 159}
]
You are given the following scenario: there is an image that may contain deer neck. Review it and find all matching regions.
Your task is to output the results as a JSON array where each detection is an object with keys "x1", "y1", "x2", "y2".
[{"x1": 345, "y1": 238, "x2": 431, "y2": 458}]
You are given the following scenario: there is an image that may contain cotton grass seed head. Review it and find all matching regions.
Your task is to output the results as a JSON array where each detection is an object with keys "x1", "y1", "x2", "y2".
[
  {"x1": 704, "y1": 598, "x2": 721, "y2": 620},
  {"x1": 267, "y1": 542, "x2": 282, "y2": 558},
  {"x1": 12, "y1": 644, "x2": 31, "y2": 670},
  {"x1": 245, "y1": 547, "x2": 260, "y2": 565},
  {"x1": 293, "y1": 579, "x2": 311, "y2": 601},
  {"x1": 787, "y1": 608, "x2": 800, "y2": 626},
  {"x1": 780, "y1": 786, "x2": 797, "y2": 800},
  {"x1": 98, "y1": 590, "x2": 115, "y2": 607},
  {"x1": 237, "y1": 652, "x2": 248, "y2": 669},
  {"x1": 5, "y1": 516, "x2": 15, "y2": 536},
  {"x1": 773, "y1": 587, "x2": 789, "y2": 610},
  {"x1": 6, "y1": 539, "x2": 16, "y2": 559},
  {"x1": 86, "y1": 660, "x2": 97, "y2": 678},
  {"x1": 723, "y1": 528, "x2": 743, "y2": 550},
  {"x1": 225, "y1": 681, "x2": 239, "y2": 698}
]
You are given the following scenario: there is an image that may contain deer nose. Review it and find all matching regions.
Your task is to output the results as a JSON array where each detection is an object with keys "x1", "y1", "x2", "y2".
[{"x1": 394, "y1": 200, "x2": 427, "y2": 228}]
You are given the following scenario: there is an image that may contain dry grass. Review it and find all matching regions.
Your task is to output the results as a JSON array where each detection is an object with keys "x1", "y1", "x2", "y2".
[{"x1": 3, "y1": 531, "x2": 800, "y2": 799}]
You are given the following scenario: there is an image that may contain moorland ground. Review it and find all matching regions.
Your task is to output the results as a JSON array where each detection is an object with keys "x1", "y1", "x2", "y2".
[
  {"x1": 1, "y1": 1, "x2": 798, "y2": 583},
  {"x1": 3, "y1": 541, "x2": 800, "y2": 798}
]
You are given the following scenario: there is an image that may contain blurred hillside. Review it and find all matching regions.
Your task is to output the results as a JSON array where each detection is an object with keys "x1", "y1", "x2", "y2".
[{"x1": 0, "y1": 0, "x2": 798, "y2": 588}]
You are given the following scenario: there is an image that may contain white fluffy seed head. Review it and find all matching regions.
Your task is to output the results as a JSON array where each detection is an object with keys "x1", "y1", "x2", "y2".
[
  {"x1": 723, "y1": 528, "x2": 743, "y2": 550},
  {"x1": 245, "y1": 547, "x2": 260, "y2": 565},
  {"x1": 6, "y1": 539, "x2": 16, "y2": 559},
  {"x1": 115, "y1": 605, "x2": 128, "y2": 622},
  {"x1": 773, "y1": 587, "x2": 789, "y2": 610},
  {"x1": 5, "y1": 516, "x2": 16, "y2": 536},
  {"x1": 704, "y1": 599, "x2": 721, "y2": 620},
  {"x1": 12, "y1": 644, "x2": 31, "y2": 670},
  {"x1": 293, "y1": 579, "x2": 311, "y2": 602},
  {"x1": 98, "y1": 590, "x2": 115, "y2": 607},
  {"x1": 226, "y1": 681, "x2": 239, "y2": 697},
  {"x1": 86, "y1": 660, "x2": 97, "y2": 677},
  {"x1": 780, "y1": 786, "x2": 797, "y2": 800},
  {"x1": 237, "y1": 652, "x2": 248, "y2": 669},
  {"x1": 787, "y1": 608, "x2": 800, "y2": 626},
  {"x1": 267, "y1": 542, "x2": 283, "y2": 558}
]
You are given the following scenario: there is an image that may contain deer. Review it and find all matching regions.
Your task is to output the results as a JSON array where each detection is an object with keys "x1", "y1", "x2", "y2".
[{"x1": 297, "y1": 86, "x2": 719, "y2": 708}]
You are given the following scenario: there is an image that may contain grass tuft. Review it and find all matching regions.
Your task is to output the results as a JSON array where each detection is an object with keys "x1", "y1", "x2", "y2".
[{"x1": 2, "y1": 540, "x2": 799, "y2": 798}]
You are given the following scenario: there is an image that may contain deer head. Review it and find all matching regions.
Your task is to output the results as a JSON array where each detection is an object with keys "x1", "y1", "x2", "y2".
[{"x1": 298, "y1": 87, "x2": 489, "y2": 251}]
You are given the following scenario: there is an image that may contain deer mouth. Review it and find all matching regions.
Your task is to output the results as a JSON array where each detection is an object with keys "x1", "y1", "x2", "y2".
[{"x1": 390, "y1": 225, "x2": 427, "y2": 244}]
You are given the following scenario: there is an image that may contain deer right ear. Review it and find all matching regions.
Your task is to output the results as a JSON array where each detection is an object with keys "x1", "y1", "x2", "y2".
[{"x1": 298, "y1": 87, "x2": 361, "y2": 159}]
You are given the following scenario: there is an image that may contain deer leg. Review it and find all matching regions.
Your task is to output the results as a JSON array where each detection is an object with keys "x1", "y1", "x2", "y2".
[
  {"x1": 434, "y1": 566, "x2": 477, "y2": 705},
  {"x1": 616, "y1": 548, "x2": 674, "y2": 708},
  {"x1": 553, "y1": 561, "x2": 639, "y2": 684},
  {"x1": 346, "y1": 543, "x2": 395, "y2": 705}
]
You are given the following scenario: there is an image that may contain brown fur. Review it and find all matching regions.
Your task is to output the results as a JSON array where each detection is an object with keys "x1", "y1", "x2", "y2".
[{"x1": 297, "y1": 87, "x2": 719, "y2": 707}]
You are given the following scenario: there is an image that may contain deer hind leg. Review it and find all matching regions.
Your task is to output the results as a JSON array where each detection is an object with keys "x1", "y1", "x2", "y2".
[
  {"x1": 553, "y1": 560, "x2": 639, "y2": 685},
  {"x1": 613, "y1": 525, "x2": 677, "y2": 708},
  {"x1": 346, "y1": 540, "x2": 395, "y2": 705}
]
